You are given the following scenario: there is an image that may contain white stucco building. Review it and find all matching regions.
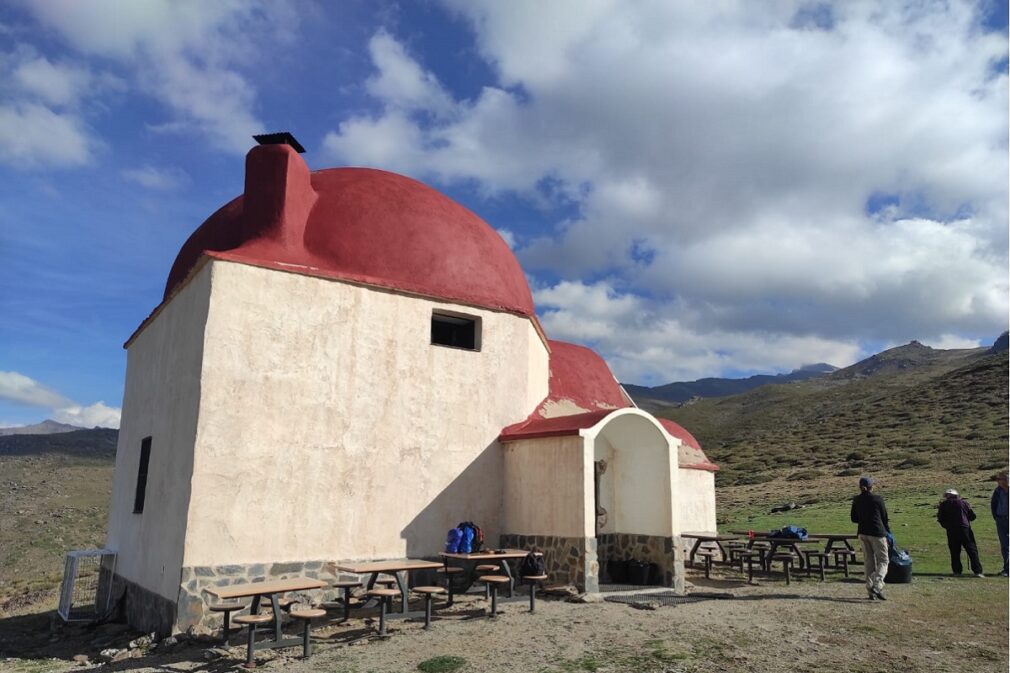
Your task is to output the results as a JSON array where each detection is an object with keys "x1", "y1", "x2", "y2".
[{"x1": 106, "y1": 134, "x2": 718, "y2": 634}]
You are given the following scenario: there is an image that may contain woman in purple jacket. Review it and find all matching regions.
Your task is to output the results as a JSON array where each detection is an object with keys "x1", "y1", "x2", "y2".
[{"x1": 937, "y1": 489, "x2": 984, "y2": 578}]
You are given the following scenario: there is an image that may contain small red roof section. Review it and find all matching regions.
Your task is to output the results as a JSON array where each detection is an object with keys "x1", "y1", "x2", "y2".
[
  {"x1": 500, "y1": 409, "x2": 612, "y2": 441},
  {"x1": 537, "y1": 340, "x2": 630, "y2": 415},
  {"x1": 658, "y1": 419, "x2": 719, "y2": 471},
  {"x1": 165, "y1": 145, "x2": 534, "y2": 317}
]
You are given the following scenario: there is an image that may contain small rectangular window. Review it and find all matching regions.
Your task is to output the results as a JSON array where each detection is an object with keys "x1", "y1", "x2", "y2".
[
  {"x1": 133, "y1": 437, "x2": 152, "y2": 514},
  {"x1": 431, "y1": 311, "x2": 481, "y2": 351}
]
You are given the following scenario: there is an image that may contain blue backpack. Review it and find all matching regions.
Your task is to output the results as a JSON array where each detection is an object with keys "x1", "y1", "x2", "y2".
[
  {"x1": 445, "y1": 527, "x2": 463, "y2": 553},
  {"x1": 770, "y1": 525, "x2": 808, "y2": 540}
]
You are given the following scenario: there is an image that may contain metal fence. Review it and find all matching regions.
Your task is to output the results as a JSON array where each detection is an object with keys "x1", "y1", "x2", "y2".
[{"x1": 58, "y1": 549, "x2": 117, "y2": 622}]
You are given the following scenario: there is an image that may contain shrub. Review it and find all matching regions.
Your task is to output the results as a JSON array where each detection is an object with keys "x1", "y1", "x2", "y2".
[
  {"x1": 787, "y1": 469, "x2": 823, "y2": 481},
  {"x1": 418, "y1": 656, "x2": 467, "y2": 673}
]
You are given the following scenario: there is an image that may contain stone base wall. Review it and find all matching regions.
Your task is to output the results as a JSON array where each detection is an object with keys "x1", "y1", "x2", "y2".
[
  {"x1": 175, "y1": 560, "x2": 416, "y2": 634},
  {"x1": 597, "y1": 533, "x2": 685, "y2": 592},
  {"x1": 499, "y1": 534, "x2": 599, "y2": 593},
  {"x1": 110, "y1": 574, "x2": 177, "y2": 637}
]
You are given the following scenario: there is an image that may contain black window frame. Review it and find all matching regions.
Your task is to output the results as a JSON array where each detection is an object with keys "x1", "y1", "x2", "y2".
[
  {"x1": 133, "y1": 436, "x2": 152, "y2": 514},
  {"x1": 430, "y1": 310, "x2": 481, "y2": 351}
]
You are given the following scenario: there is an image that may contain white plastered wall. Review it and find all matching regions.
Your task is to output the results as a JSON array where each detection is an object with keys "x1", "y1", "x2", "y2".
[
  {"x1": 182, "y1": 260, "x2": 550, "y2": 566},
  {"x1": 501, "y1": 435, "x2": 592, "y2": 538},
  {"x1": 588, "y1": 411, "x2": 679, "y2": 537},
  {"x1": 106, "y1": 264, "x2": 211, "y2": 600},
  {"x1": 677, "y1": 468, "x2": 717, "y2": 533}
]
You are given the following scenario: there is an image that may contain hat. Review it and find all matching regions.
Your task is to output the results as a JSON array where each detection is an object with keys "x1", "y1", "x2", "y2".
[
  {"x1": 944, "y1": 488, "x2": 959, "y2": 497},
  {"x1": 859, "y1": 476, "x2": 873, "y2": 488}
]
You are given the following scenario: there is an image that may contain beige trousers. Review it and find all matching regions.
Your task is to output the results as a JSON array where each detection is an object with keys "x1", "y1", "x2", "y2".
[{"x1": 859, "y1": 533, "x2": 889, "y2": 594}]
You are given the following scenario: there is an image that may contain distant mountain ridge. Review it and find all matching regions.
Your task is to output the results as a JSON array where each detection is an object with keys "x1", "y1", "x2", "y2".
[
  {"x1": 0, "y1": 419, "x2": 83, "y2": 437},
  {"x1": 624, "y1": 362, "x2": 838, "y2": 407}
]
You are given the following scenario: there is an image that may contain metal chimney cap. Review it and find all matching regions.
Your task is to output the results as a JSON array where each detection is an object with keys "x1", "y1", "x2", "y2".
[{"x1": 252, "y1": 132, "x2": 306, "y2": 153}]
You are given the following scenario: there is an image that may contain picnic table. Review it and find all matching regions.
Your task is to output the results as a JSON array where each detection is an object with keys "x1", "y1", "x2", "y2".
[
  {"x1": 441, "y1": 549, "x2": 540, "y2": 597},
  {"x1": 204, "y1": 577, "x2": 327, "y2": 650},
  {"x1": 334, "y1": 559, "x2": 443, "y2": 615},
  {"x1": 747, "y1": 536, "x2": 819, "y2": 569},
  {"x1": 805, "y1": 533, "x2": 860, "y2": 555},
  {"x1": 680, "y1": 533, "x2": 742, "y2": 566}
]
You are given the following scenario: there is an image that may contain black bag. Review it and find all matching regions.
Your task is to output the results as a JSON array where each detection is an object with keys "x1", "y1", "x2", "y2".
[{"x1": 520, "y1": 551, "x2": 546, "y2": 577}]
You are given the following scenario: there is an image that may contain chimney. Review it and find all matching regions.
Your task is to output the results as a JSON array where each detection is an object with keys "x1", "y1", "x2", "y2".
[{"x1": 243, "y1": 132, "x2": 317, "y2": 248}]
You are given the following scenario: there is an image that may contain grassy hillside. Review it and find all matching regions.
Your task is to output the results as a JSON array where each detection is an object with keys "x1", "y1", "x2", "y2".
[
  {"x1": 659, "y1": 349, "x2": 1008, "y2": 488},
  {"x1": 0, "y1": 430, "x2": 115, "y2": 601}
]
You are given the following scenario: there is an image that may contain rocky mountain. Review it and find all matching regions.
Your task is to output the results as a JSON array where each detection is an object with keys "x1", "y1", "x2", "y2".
[
  {"x1": 0, "y1": 419, "x2": 83, "y2": 437},
  {"x1": 624, "y1": 362, "x2": 837, "y2": 408},
  {"x1": 829, "y1": 340, "x2": 987, "y2": 380},
  {"x1": 0, "y1": 427, "x2": 118, "y2": 456}
]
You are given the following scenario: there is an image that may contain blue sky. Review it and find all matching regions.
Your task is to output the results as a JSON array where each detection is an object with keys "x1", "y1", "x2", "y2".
[{"x1": 1, "y1": 1, "x2": 1007, "y2": 428}]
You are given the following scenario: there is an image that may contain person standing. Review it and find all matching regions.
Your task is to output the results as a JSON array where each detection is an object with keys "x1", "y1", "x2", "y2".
[
  {"x1": 990, "y1": 472, "x2": 1008, "y2": 577},
  {"x1": 937, "y1": 488, "x2": 984, "y2": 578},
  {"x1": 850, "y1": 476, "x2": 890, "y2": 600}
]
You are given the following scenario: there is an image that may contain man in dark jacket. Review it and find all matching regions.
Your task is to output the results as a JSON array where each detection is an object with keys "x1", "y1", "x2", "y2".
[
  {"x1": 938, "y1": 488, "x2": 984, "y2": 577},
  {"x1": 850, "y1": 476, "x2": 890, "y2": 600},
  {"x1": 991, "y1": 472, "x2": 1008, "y2": 577}
]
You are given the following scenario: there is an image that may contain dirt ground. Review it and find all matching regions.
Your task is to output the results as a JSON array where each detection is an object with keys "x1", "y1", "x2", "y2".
[{"x1": 1, "y1": 567, "x2": 1007, "y2": 673}]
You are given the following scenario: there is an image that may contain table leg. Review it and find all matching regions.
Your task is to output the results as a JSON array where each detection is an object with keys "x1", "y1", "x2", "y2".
[
  {"x1": 268, "y1": 594, "x2": 282, "y2": 642},
  {"x1": 715, "y1": 542, "x2": 727, "y2": 564},
  {"x1": 498, "y1": 559, "x2": 515, "y2": 597},
  {"x1": 689, "y1": 540, "x2": 702, "y2": 567},
  {"x1": 394, "y1": 571, "x2": 409, "y2": 614}
]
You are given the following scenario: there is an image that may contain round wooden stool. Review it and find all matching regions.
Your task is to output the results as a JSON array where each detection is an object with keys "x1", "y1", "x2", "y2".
[
  {"x1": 475, "y1": 565, "x2": 499, "y2": 598},
  {"x1": 770, "y1": 553, "x2": 794, "y2": 585},
  {"x1": 289, "y1": 608, "x2": 326, "y2": 658},
  {"x1": 329, "y1": 580, "x2": 362, "y2": 621},
  {"x1": 478, "y1": 575, "x2": 510, "y2": 617},
  {"x1": 233, "y1": 613, "x2": 273, "y2": 668},
  {"x1": 412, "y1": 586, "x2": 447, "y2": 630},
  {"x1": 365, "y1": 588, "x2": 400, "y2": 637},
  {"x1": 208, "y1": 601, "x2": 246, "y2": 647},
  {"x1": 521, "y1": 574, "x2": 548, "y2": 613}
]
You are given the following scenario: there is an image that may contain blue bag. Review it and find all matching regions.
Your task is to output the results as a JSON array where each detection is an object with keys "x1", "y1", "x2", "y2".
[
  {"x1": 445, "y1": 527, "x2": 463, "y2": 553},
  {"x1": 459, "y1": 525, "x2": 475, "y2": 553}
]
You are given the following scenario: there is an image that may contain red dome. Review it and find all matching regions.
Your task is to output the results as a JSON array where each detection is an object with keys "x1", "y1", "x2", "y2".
[{"x1": 165, "y1": 152, "x2": 534, "y2": 316}]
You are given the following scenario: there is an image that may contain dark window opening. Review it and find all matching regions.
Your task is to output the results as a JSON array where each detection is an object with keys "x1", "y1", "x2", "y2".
[
  {"x1": 133, "y1": 437, "x2": 152, "y2": 514},
  {"x1": 431, "y1": 312, "x2": 480, "y2": 350}
]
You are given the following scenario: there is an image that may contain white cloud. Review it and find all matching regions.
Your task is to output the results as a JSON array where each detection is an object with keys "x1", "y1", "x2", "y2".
[
  {"x1": 922, "y1": 335, "x2": 983, "y2": 350},
  {"x1": 495, "y1": 228, "x2": 516, "y2": 249},
  {"x1": 0, "y1": 102, "x2": 93, "y2": 167},
  {"x1": 25, "y1": 0, "x2": 300, "y2": 154},
  {"x1": 0, "y1": 371, "x2": 70, "y2": 407},
  {"x1": 13, "y1": 55, "x2": 91, "y2": 106},
  {"x1": 53, "y1": 402, "x2": 121, "y2": 429},
  {"x1": 325, "y1": 3, "x2": 1007, "y2": 377},
  {"x1": 0, "y1": 371, "x2": 120, "y2": 428},
  {"x1": 122, "y1": 164, "x2": 190, "y2": 191}
]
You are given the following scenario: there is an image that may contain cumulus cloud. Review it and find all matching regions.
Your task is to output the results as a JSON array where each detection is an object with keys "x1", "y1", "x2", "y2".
[
  {"x1": 0, "y1": 102, "x2": 93, "y2": 167},
  {"x1": 25, "y1": 0, "x2": 299, "y2": 154},
  {"x1": 52, "y1": 402, "x2": 121, "y2": 429},
  {"x1": 0, "y1": 371, "x2": 120, "y2": 428},
  {"x1": 0, "y1": 371, "x2": 70, "y2": 408},
  {"x1": 122, "y1": 165, "x2": 190, "y2": 191},
  {"x1": 325, "y1": 1, "x2": 1007, "y2": 381}
]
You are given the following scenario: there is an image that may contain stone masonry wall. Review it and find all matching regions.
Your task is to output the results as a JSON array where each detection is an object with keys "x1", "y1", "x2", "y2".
[
  {"x1": 499, "y1": 534, "x2": 599, "y2": 593},
  {"x1": 175, "y1": 560, "x2": 395, "y2": 634},
  {"x1": 597, "y1": 533, "x2": 685, "y2": 592}
]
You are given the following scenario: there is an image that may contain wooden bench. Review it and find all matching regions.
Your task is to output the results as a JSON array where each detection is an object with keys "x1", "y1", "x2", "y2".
[
  {"x1": 478, "y1": 575, "x2": 511, "y2": 617},
  {"x1": 736, "y1": 549, "x2": 763, "y2": 584},
  {"x1": 289, "y1": 608, "x2": 326, "y2": 658},
  {"x1": 233, "y1": 613, "x2": 273, "y2": 669},
  {"x1": 770, "y1": 553, "x2": 794, "y2": 585},
  {"x1": 696, "y1": 550, "x2": 716, "y2": 579},
  {"x1": 412, "y1": 586, "x2": 447, "y2": 630},
  {"x1": 324, "y1": 580, "x2": 362, "y2": 622},
  {"x1": 833, "y1": 549, "x2": 851, "y2": 577},
  {"x1": 803, "y1": 550, "x2": 829, "y2": 581}
]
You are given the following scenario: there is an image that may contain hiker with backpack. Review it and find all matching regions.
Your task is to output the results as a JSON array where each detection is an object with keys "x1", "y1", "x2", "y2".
[
  {"x1": 850, "y1": 476, "x2": 890, "y2": 600},
  {"x1": 937, "y1": 488, "x2": 984, "y2": 578},
  {"x1": 991, "y1": 472, "x2": 1008, "y2": 577}
]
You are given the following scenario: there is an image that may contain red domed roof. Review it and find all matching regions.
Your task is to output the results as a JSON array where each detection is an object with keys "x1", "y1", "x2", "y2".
[{"x1": 165, "y1": 147, "x2": 534, "y2": 316}]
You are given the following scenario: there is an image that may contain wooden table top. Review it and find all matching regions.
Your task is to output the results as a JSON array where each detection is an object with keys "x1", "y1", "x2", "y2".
[
  {"x1": 334, "y1": 559, "x2": 444, "y2": 574},
  {"x1": 805, "y1": 533, "x2": 859, "y2": 540},
  {"x1": 441, "y1": 549, "x2": 540, "y2": 561},
  {"x1": 681, "y1": 533, "x2": 741, "y2": 541},
  {"x1": 204, "y1": 577, "x2": 327, "y2": 600}
]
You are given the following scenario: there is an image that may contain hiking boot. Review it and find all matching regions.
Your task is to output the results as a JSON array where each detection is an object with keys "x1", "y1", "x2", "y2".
[
  {"x1": 872, "y1": 589, "x2": 887, "y2": 601},
  {"x1": 973, "y1": 573, "x2": 985, "y2": 578},
  {"x1": 866, "y1": 592, "x2": 876, "y2": 600},
  {"x1": 1000, "y1": 570, "x2": 1008, "y2": 577}
]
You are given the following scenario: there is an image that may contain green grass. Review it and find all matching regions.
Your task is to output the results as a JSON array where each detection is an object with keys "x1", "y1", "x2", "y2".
[
  {"x1": 417, "y1": 656, "x2": 467, "y2": 673},
  {"x1": 720, "y1": 486, "x2": 1003, "y2": 574}
]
